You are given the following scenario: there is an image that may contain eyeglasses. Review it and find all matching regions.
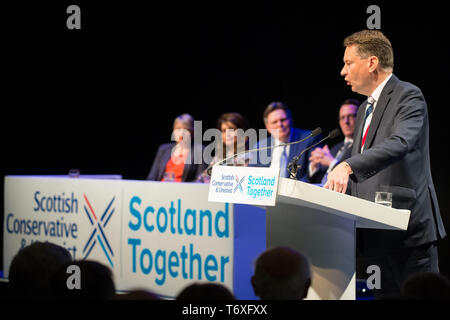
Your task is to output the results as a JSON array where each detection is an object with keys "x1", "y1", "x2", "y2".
[{"x1": 338, "y1": 114, "x2": 357, "y2": 121}]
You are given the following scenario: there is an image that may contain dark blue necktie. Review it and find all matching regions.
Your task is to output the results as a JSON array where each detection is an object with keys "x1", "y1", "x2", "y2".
[
  {"x1": 361, "y1": 96, "x2": 375, "y2": 150},
  {"x1": 364, "y1": 100, "x2": 374, "y2": 122}
]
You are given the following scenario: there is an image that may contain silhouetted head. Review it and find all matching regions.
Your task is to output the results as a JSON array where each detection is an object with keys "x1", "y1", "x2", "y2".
[
  {"x1": 8, "y1": 241, "x2": 72, "y2": 298},
  {"x1": 115, "y1": 289, "x2": 161, "y2": 300},
  {"x1": 176, "y1": 282, "x2": 235, "y2": 300},
  {"x1": 251, "y1": 246, "x2": 311, "y2": 300},
  {"x1": 402, "y1": 272, "x2": 450, "y2": 300}
]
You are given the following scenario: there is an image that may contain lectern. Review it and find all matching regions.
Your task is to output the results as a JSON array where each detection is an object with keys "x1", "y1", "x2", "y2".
[{"x1": 267, "y1": 177, "x2": 410, "y2": 300}]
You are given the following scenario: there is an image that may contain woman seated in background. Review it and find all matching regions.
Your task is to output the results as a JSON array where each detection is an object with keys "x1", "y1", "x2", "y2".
[
  {"x1": 197, "y1": 112, "x2": 250, "y2": 183},
  {"x1": 146, "y1": 114, "x2": 206, "y2": 182}
]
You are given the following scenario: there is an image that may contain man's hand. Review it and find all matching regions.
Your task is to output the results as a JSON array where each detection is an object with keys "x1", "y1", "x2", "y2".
[
  {"x1": 323, "y1": 161, "x2": 353, "y2": 193},
  {"x1": 309, "y1": 145, "x2": 335, "y2": 168}
]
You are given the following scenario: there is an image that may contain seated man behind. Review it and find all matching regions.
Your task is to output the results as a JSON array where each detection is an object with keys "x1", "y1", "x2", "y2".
[
  {"x1": 253, "y1": 102, "x2": 323, "y2": 181},
  {"x1": 309, "y1": 99, "x2": 359, "y2": 186}
]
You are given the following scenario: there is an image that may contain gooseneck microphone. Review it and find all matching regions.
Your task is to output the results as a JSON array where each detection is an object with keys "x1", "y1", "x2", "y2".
[
  {"x1": 206, "y1": 127, "x2": 323, "y2": 176},
  {"x1": 287, "y1": 128, "x2": 341, "y2": 179}
]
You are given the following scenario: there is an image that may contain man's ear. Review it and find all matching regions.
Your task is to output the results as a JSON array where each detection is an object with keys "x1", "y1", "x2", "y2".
[{"x1": 368, "y1": 56, "x2": 379, "y2": 72}]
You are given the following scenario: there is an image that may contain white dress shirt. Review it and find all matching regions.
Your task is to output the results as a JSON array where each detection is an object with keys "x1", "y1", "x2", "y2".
[
  {"x1": 270, "y1": 137, "x2": 290, "y2": 169},
  {"x1": 361, "y1": 73, "x2": 393, "y2": 152}
]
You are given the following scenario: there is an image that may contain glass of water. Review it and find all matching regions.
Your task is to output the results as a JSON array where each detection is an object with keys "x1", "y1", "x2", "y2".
[
  {"x1": 163, "y1": 172, "x2": 175, "y2": 182},
  {"x1": 375, "y1": 191, "x2": 392, "y2": 207},
  {"x1": 68, "y1": 168, "x2": 80, "y2": 178}
]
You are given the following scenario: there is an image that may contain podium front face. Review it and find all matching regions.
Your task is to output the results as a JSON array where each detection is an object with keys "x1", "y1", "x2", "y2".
[{"x1": 266, "y1": 203, "x2": 356, "y2": 300}]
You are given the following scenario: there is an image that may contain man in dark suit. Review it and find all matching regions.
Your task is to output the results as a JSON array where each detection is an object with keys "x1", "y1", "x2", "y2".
[
  {"x1": 253, "y1": 102, "x2": 323, "y2": 181},
  {"x1": 309, "y1": 99, "x2": 359, "y2": 185},
  {"x1": 324, "y1": 30, "x2": 446, "y2": 298}
]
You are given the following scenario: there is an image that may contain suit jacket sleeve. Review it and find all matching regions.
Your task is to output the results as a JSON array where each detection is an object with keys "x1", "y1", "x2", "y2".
[
  {"x1": 146, "y1": 144, "x2": 167, "y2": 180},
  {"x1": 346, "y1": 86, "x2": 425, "y2": 183},
  {"x1": 182, "y1": 144, "x2": 208, "y2": 182},
  {"x1": 309, "y1": 165, "x2": 327, "y2": 184}
]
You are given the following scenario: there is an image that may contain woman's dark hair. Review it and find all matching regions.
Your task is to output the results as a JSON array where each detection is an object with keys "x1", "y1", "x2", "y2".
[{"x1": 216, "y1": 112, "x2": 250, "y2": 158}]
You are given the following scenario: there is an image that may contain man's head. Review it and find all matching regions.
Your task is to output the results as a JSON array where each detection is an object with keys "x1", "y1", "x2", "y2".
[
  {"x1": 176, "y1": 282, "x2": 235, "y2": 300},
  {"x1": 338, "y1": 99, "x2": 359, "y2": 139},
  {"x1": 251, "y1": 246, "x2": 311, "y2": 300},
  {"x1": 8, "y1": 241, "x2": 72, "y2": 298},
  {"x1": 341, "y1": 30, "x2": 394, "y2": 96},
  {"x1": 263, "y1": 102, "x2": 293, "y2": 142},
  {"x1": 402, "y1": 272, "x2": 450, "y2": 300}
]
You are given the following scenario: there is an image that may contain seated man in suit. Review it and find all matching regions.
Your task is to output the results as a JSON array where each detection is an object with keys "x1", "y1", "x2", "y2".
[
  {"x1": 309, "y1": 99, "x2": 359, "y2": 186},
  {"x1": 252, "y1": 102, "x2": 323, "y2": 181}
]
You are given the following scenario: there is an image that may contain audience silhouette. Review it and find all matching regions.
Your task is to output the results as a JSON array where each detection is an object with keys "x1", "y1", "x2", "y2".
[
  {"x1": 402, "y1": 272, "x2": 450, "y2": 300},
  {"x1": 8, "y1": 241, "x2": 72, "y2": 299},
  {"x1": 115, "y1": 289, "x2": 161, "y2": 300},
  {"x1": 176, "y1": 282, "x2": 235, "y2": 300},
  {"x1": 4, "y1": 240, "x2": 450, "y2": 301},
  {"x1": 251, "y1": 246, "x2": 311, "y2": 300}
]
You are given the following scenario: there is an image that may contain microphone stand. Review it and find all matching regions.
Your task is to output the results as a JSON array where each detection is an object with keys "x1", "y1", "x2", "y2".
[
  {"x1": 287, "y1": 129, "x2": 341, "y2": 180},
  {"x1": 206, "y1": 127, "x2": 323, "y2": 176}
]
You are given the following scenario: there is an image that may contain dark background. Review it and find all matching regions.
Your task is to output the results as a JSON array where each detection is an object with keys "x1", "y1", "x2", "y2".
[{"x1": 2, "y1": 1, "x2": 449, "y2": 279}]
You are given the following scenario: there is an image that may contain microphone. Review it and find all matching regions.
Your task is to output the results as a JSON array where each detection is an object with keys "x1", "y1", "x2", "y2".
[
  {"x1": 287, "y1": 128, "x2": 341, "y2": 179},
  {"x1": 206, "y1": 127, "x2": 323, "y2": 176}
]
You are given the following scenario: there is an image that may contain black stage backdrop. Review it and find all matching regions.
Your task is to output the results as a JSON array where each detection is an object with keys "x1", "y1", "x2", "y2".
[{"x1": 2, "y1": 1, "x2": 449, "y2": 280}]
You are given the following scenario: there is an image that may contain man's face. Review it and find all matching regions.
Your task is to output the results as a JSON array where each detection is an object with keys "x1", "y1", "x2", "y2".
[
  {"x1": 339, "y1": 104, "x2": 358, "y2": 139},
  {"x1": 265, "y1": 109, "x2": 291, "y2": 142},
  {"x1": 340, "y1": 45, "x2": 372, "y2": 96}
]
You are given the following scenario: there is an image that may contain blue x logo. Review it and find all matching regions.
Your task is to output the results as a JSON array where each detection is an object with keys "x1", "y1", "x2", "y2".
[
  {"x1": 234, "y1": 175, "x2": 245, "y2": 193},
  {"x1": 82, "y1": 194, "x2": 116, "y2": 268}
]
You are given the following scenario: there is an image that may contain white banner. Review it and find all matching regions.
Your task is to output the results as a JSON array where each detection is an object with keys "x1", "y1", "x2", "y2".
[
  {"x1": 3, "y1": 176, "x2": 234, "y2": 299},
  {"x1": 3, "y1": 177, "x2": 122, "y2": 273},
  {"x1": 208, "y1": 166, "x2": 280, "y2": 206},
  {"x1": 119, "y1": 180, "x2": 234, "y2": 297}
]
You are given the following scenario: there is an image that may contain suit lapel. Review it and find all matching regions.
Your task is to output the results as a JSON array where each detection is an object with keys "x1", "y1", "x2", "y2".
[
  {"x1": 364, "y1": 75, "x2": 398, "y2": 149},
  {"x1": 182, "y1": 144, "x2": 196, "y2": 181},
  {"x1": 158, "y1": 144, "x2": 174, "y2": 180}
]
